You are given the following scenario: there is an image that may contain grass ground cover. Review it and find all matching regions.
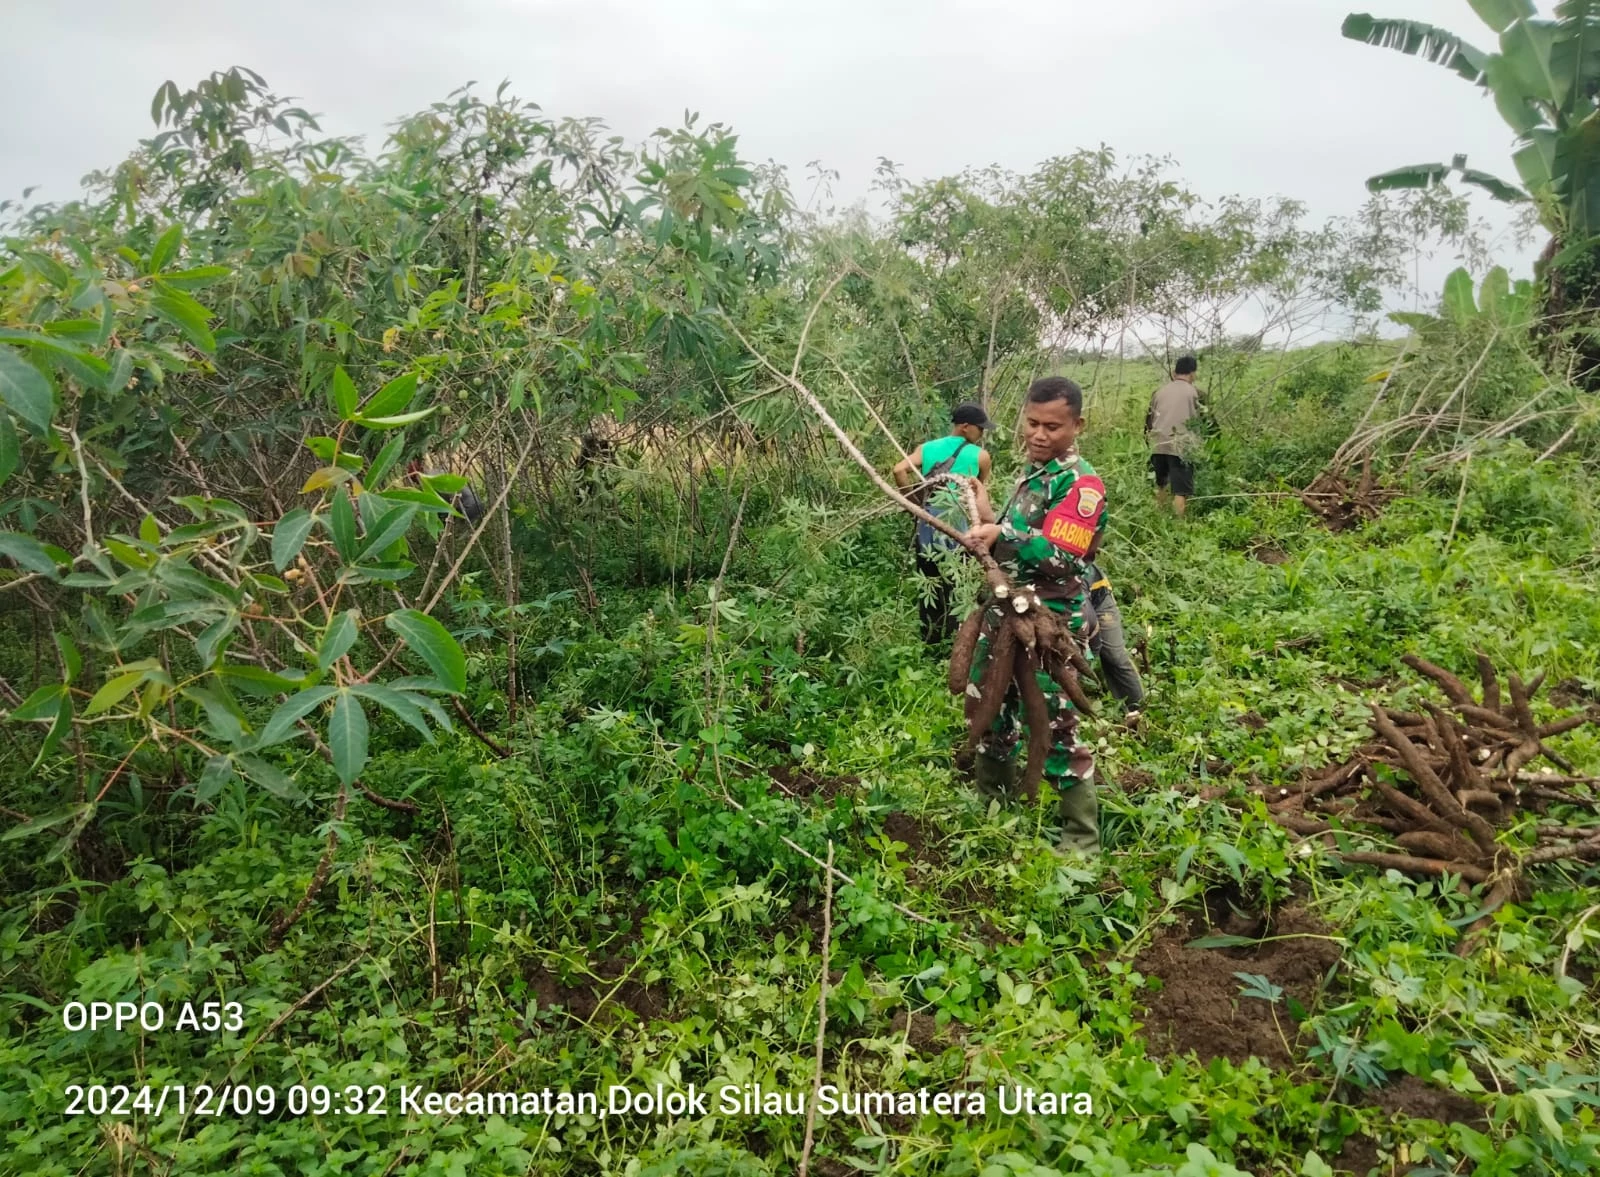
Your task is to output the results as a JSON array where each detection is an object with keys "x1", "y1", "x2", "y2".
[{"x1": 4, "y1": 366, "x2": 1597, "y2": 1175}]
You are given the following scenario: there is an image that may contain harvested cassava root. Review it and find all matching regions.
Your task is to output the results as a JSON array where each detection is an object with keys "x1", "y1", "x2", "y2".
[
  {"x1": 1301, "y1": 457, "x2": 1397, "y2": 532},
  {"x1": 948, "y1": 583, "x2": 1095, "y2": 800},
  {"x1": 1263, "y1": 652, "x2": 1600, "y2": 949}
]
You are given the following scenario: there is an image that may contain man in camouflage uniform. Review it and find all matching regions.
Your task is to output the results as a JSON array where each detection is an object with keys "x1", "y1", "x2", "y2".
[{"x1": 964, "y1": 377, "x2": 1105, "y2": 853}]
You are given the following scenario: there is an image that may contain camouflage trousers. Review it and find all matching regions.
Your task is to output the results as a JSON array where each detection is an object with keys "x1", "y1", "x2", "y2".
[{"x1": 969, "y1": 603, "x2": 1099, "y2": 852}]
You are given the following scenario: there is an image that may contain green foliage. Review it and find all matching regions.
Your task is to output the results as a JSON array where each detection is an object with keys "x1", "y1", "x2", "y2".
[
  {"x1": 2, "y1": 64, "x2": 1599, "y2": 1177},
  {"x1": 6, "y1": 465, "x2": 1599, "y2": 1174}
]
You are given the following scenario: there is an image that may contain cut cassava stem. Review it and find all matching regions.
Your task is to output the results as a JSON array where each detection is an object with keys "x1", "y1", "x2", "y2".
[{"x1": 723, "y1": 314, "x2": 1006, "y2": 580}]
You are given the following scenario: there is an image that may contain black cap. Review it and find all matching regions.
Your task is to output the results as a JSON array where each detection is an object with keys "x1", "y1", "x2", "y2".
[{"x1": 951, "y1": 402, "x2": 993, "y2": 431}]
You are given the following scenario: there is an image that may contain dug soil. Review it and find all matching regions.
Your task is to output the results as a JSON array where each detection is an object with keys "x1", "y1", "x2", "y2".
[
  {"x1": 1109, "y1": 766, "x2": 1157, "y2": 792},
  {"x1": 1330, "y1": 1074, "x2": 1492, "y2": 1175},
  {"x1": 891, "y1": 1009, "x2": 967, "y2": 1051},
  {"x1": 524, "y1": 954, "x2": 669, "y2": 1025},
  {"x1": 1334, "y1": 1133, "x2": 1385, "y2": 1177},
  {"x1": 1359, "y1": 1073, "x2": 1488, "y2": 1129},
  {"x1": 1550, "y1": 677, "x2": 1598, "y2": 709},
  {"x1": 767, "y1": 764, "x2": 860, "y2": 801},
  {"x1": 1134, "y1": 898, "x2": 1341, "y2": 1069},
  {"x1": 882, "y1": 811, "x2": 944, "y2": 864}
]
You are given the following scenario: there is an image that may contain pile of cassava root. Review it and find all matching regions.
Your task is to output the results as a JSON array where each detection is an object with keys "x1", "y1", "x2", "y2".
[
  {"x1": 1262, "y1": 652, "x2": 1600, "y2": 942},
  {"x1": 947, "y1": 582, "x2": 1096, "y2": 800},
  {"x1": 1300, "y1": 457, "x2": 1398, "y2": 532}
]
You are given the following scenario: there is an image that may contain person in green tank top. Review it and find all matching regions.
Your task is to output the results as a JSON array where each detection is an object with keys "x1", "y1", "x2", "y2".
[{"x1": 893, "y1": 403, "x2": 994, "y2": 646}]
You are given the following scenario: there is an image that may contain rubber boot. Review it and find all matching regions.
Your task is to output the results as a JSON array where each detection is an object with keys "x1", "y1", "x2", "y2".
[
  {"x1": 973, "y1": 753, "x2": 1016, "y2": 803},
  {"x1": 1055, "y1": 777, "x2": 1100, "y2": 855}
]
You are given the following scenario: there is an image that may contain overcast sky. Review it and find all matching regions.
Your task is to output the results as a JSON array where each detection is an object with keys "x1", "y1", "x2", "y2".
[{"x1": 2, "y1": 0, "x2": 1540, "y2": 287}]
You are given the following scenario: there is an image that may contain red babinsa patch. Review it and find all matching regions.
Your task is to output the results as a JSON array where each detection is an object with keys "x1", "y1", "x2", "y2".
[{"x1": 1041, "y1": 476, "x2": 1105, "y2": 556}]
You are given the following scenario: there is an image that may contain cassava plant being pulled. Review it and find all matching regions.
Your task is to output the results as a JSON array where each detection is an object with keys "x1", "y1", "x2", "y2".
[{"x1": 738, "y1": 306, "x2": 1100, "y2": 804}]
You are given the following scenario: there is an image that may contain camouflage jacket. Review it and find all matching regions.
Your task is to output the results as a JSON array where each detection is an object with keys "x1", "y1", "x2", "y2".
[{"x1": 991, "y1": 453, "x2": 1107, "y2": 617}]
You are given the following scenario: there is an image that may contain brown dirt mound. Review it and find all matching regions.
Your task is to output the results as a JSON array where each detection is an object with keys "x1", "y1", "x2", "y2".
[
  {"x1": 1551, "y1": 677, "x2": 1598, "y2": 709},
  {"x1": 1113, "y1": 767, "x2": 1157, "y2": 792},
  {"x1": 1252, "y1": 545, "x2": 1290, "y2": 566},
  {"x1": 938, "y1": 874, "x2": 995, "y2": 906},
  {"x1": 1334, "y1": 1134, "x2": 1386, "y2": 1176},
  {"x1": 1135, "y1": 901, "x2": 1341, "y2": 1068},
  {"x1": 784, "y1": 893, "x2": 829, "y2": 944},
  {"x1": 882, "y1": 811, "x2": 943, "y2": 863},
  {"x1": 72, "y1": 824, "x2": 131, "y2": 884},
  {"x1": 524, "y1": 955, "x2": 669, "y2": 1024},
  {"x1": 1327, "y1": 1075, "x2": 1490, "y2": 1174},
  {"x1": 890, "y1": 1010, "x2": 967, "y2": 1051},
  {"x1": 767, "y1": 764, "x2": 860, "y2": 801},
  {"x1": 1360, "y1": 1073, "x2": 1488, "y2": 1129}
]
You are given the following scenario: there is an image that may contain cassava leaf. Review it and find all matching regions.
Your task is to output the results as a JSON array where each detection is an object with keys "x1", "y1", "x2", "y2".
[
  {"x1": 385, "y1": 609, "x2": 466, "y2": 693},
  {"x1": 0, "y1": 346, "x2": 56, "y2": 435},
  {"x1": 271, "y1": 507, "x2": 315, "y2": 570},
  {"x1": 327, "y1": 690, "x2": 368, "y2": 784},
  {"x1": 362, "y1": 370, "x2": 418, "y2": 418}
]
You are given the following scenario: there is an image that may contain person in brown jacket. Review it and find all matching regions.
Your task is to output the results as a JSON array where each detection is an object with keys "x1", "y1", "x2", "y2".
[{"x1": 1144, "y1": 355, "x2": 1204, "y2": 517}]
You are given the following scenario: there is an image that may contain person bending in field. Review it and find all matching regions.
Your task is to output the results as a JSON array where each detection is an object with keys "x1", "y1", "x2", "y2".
[
  {"x1": 1145, "y1": 354, "x2": 1205, "y2": 517},
  {"x1": 964, "y1": 378, "x2": 1105, "y2": 854},
  {"x1": 892, "y1": 402, "x2": 994, "y2": 646}
]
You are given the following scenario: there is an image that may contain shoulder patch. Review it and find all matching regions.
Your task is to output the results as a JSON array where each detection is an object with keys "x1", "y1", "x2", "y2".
[{"x1": 1041, "y1": 475, "x2": 1105, "y2": 557}]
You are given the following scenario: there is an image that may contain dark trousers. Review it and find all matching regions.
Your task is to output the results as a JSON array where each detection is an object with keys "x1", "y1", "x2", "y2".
[
  {"x1": 915, "y1": 548, "x2": 959, "y2": 646},
  {"x1": 1085, "y1": 584, "x2": 1145, "y2": 708}
]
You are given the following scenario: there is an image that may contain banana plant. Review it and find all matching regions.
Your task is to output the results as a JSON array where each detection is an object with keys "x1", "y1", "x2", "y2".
[
  {"x1": 1389, "y1": 264, "x2": 1539, "y2": 332},
  {"x1": 1343, "y1": 2, "x2": 1600, "y2": 252}
]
